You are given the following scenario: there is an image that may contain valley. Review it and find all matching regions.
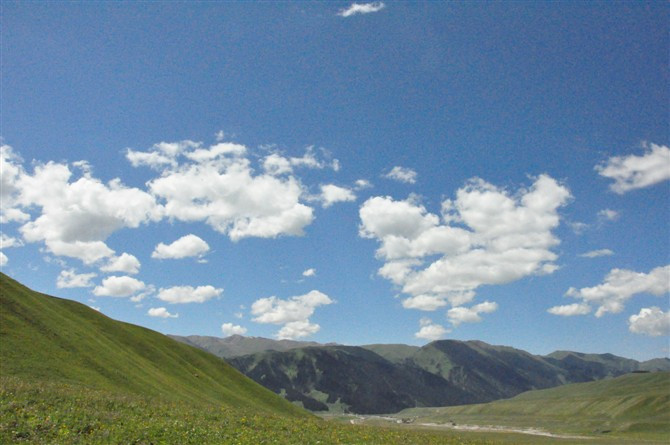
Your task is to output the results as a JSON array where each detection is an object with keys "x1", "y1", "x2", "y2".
[
  {"x1": 174, "y1": 333, "x2": 670, "y2": 415},
  {"x1": 2, "y1": 272, "x2": 668, "y2": 444}
]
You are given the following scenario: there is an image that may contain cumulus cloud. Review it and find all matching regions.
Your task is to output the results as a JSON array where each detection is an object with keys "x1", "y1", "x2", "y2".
[
  {"x1": 126, "y1": 140, "x2": 200, "y2": 170},
  {"x1": 222, "y1": 322, "x2": 247, "y2": 336},
  {"x1": 132, "y1": 142, "x2": 317, "y2": 241},
  {"x1": 148, "y1": 307, "x2": 179, "y2": 318},
  {"x1": 0, "y1": 144, "x2": 30, "y2": 223},
  {"x1": 547, "y1": 302, "x2": 592, "y2": 316},
  {"x1": 579, "y1": 249, "x2": 614, "y2": 258},
  {"x1": 157, "y1": 285, "x2": 222, "y2": 304},
  {"x1": 5, "y1": 137, "x2": 342, "y2": 267},
  {"x1": 251, "y1": 290, "x2": 333, "y2": 339},
  {"x1": 561, "y1": 265, "x2": 670, "y2": 317},
  {"x1": 14, "y1": 159, "x2": 161, "y2": 264},
  {"x1": 596, "y1": 143, "x2": 670, "y2": 194},
  {"x1": 414, "y1": 317, "x2": 449, "y2": 340},
  {"x1": 302, "y1": 268, "x2": 316, "y2": 277},
  {"x1": 360, "y1": 175, "x2": 570, "y2": 314},
  {"x1": 184, "y1": 142, "x2": 247, "y2": 162},
  {"x1": 384, "y1": 166, "x2": 417, "y2": 184},
  {"x1": 628, "y1": 307, "x2": 670, "y2": 337},
  {"x1": 152, "y1": 234, "x2": 210, "y2": 260},
  {"x1": 100, "y1": 253, "x2": 141, "y2": 274},
  {"x1": 93, "y1": 276, "x2": 147, "y2": 298},
  {"x1": 56, "y1": 269, "x2": 97, "y2": 288},
  {"x1": 319, "y1": 184, "x2": 356, "y2": 208},
  {"x1": 447, "y1": 301, "x2": 498, "y2": 327},
  {"x1": 276, "y1": 321, "x2": 320, "y2": 340},
  {"x1": 338, "y1": 2, "x2": 386, "y2": 17},
  {"x1": 0, "y1": 252, "x2": 7, "y2": 266}
]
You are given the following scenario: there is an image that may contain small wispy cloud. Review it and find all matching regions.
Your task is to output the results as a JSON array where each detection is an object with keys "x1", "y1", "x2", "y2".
[
  {"x1": 580, "y1": 249, "x2": 614, "y2": 258},
  {"x1": 338, "y1": 2, "x2": 386, "y2": 18},
  {"x1": 384, "y1": 166, "x2": 417, "y2": 184},
  {"x1": 597, "y1": 209, "x2": 619, "y2": 222}
]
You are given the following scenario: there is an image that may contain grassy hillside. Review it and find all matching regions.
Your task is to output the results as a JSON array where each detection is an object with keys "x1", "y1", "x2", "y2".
[
  {"x1": 1, "y1": 376, "x2": 491, "y2": 445},
  {"x1": 0, "y1": 272, "x2": 306, "y2": 416},
  {"x1": 397, "y1": 372, "x2": 670, "y2": 439},
  {"x1": 0, "y1": 273, "x2": 499, "y2": 443}
]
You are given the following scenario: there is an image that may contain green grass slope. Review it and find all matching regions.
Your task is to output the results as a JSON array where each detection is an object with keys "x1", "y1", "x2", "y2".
[
  {"x1": 0, "y1": 273, "x2": 307, "y2": 416},
  {"x1": 398, "y1": 372, "x2": 670, "y2": 438}
]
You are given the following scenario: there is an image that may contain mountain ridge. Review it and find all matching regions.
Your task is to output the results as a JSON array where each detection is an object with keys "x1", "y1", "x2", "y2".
[{"x1": 173, "y1": 333, "x2": 670, "y2": 414}]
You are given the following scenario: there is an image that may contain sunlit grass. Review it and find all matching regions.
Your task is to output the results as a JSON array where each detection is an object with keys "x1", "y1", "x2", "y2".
[{"x1": 1, "y1": 376, "x2": 492, "y2": 444}]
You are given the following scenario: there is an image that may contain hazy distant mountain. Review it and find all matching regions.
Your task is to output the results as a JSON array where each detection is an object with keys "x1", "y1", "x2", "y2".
[
  {"x1": 222, "y1": 338, "x2": 670, "y2": 414},
  {"x1": 169, "y1": 334, "x2": 324, "y2": 358}
]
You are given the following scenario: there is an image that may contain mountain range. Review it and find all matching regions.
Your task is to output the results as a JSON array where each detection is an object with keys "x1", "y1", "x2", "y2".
[{"x1": 172, "y1": 334, "x2": 670, "y2": 414}]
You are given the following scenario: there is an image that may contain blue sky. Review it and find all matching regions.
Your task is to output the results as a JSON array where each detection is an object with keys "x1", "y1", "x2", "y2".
[{"x1": 2, "y1": 1, "x2": 668, "y2": 360}]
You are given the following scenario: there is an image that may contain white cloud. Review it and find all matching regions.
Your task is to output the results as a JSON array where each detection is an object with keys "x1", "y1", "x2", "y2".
[
  {"x1": 276, "y1": 320, "x2": 320, "y2": 340},
  {"x1": 414, "y1": 317, "x2": 449, "y2": 340},
  {"x1": 628, "y1": 307, "x2": 670, "y2": 337},
  {"x1": 125, "y1": 149, "x2": 176, "y2": 170},
  {"x1": 0, "y1": 144, "x2": 29, "y2": 223},
  {"x1": 0, "y1": 234, "x2": 23, "y2": 249},
  {"x1": 547, "y1": 303, "x2": 592, "y2": 316},
  {"x1": 56, "y1": 269, "x2": 97, "y2": 288},
  {"x1": 144, "y1": 145, "x2": 314, "y2": 241},
  {"x1": 0, "y1": 252, "x2": 7, "y2": 267},
  {"x1": 580, "y1": 249, "x2": 614, "y2": 258},
  {"x1": 263, "y1": 153, "x2": 293, "y2": 175},
  {"x1": 126, "y1": 140, "x2": 200, "y2": 170},
  {"x1": 100, "y1": 253, "x2": 141, "y2": 274},
  {"x1": 184, "y1": 142, "x2": 247, "y2": 162},
  {"x1": 338, "y1": 2, "x2": 386, "y2": 17},
  {"x1": 262, "y1": 147, "x2": 339, "y2": 176},
  {"x1": 302, "y1": 268, "x2": 316, "y2": 277},
  {"x1": 151, "y1": 234, "x2": 210, "y2": 260},
  {"x1": 355, "y1": 179, "x2": 372, "y2": 189},
  {"x1": 157, "y1": 285, "x2": 222, "y2": 304},
  {"x1": 222, "y1": 322, "x2": 247, "y2": 336},
  {"x1": 319, "y1": 184, "x2": 356, "y2": 208},
  {"x1": 597, "y1": 209, "x2": 619, "y2": 222},
  {"x1": 402, "y1": 294, "x2": 449, "y2": 311},
  {"x1": 596, "y1": 143, "x2": 670, "y2": 194},
  {"x1": 447, "y1": 301, "x2": 498, "y2": 327},
  {"x1": 360, "y1": 175, "x2": 570, "y2": 314},
  {"x1": 384, "y1": 166, "x2": 417, "y2": 184},
  {"x1": 251, "y1": 290, "x2": 333, "y2": 340},
  {"x1": 15, "y1": 160, "x2": 161, "y2": 264},
  {"x1": 564, "y1": 265, "x2": 670, "y2": 317},
  {"x1": 148, "y1": 307, "x2": 179, "y2": 318},
  {"x1": 93, "y1": 276, "x2": 146, "y2": 298}
]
